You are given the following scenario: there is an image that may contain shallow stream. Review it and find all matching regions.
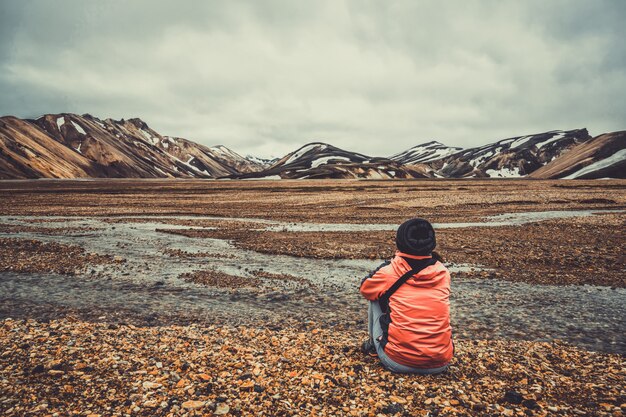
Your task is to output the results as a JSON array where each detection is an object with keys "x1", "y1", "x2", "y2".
[{"x1": 0, "y1": 211, "x2": 624, "y2": 354}]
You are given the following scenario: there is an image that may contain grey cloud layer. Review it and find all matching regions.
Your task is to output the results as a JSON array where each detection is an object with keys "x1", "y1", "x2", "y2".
[{"x1": 1, "y1": 0, "x2": 625, "y2": 157}]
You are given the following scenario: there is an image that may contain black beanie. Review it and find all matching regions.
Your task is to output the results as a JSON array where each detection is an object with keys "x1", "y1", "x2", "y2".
[{"x1": 396, "y1": 218, "x2": 436, "y2": 256}]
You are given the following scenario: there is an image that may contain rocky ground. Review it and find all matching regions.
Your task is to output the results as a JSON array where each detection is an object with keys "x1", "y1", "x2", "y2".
[
  {"x1": 0, "y1": 179, "x2": 623, "y2": 223},
  {"x1": 180, "y1": 270, "x2": 260, "y2": 289},
  {"x1": 0, "y1": 223, "x2": 97, "y2": 235},
  {"x1": 1, "y1": 319, "x2": 624, "y2": 417},
  {"x1": 437, "y1": 214, "x2": 625, "y2": 287},
  {"x1": 180, "y1": 270, "x2": 308, "y2": 291},
  {"x1": 0, "y1": 179, "x2": 624, "y2": 415},
  {"x1": 0, "y1": 238, "x2": 115, "y2": 275}
]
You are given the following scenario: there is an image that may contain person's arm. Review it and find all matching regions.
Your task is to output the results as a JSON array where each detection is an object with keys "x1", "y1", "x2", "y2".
[
  {"x1": 359, "y1": 260, "x2": 393, "y2": 301},
  {"x1": 360, "y1": 260, "x2": 389, "y2": 286}
]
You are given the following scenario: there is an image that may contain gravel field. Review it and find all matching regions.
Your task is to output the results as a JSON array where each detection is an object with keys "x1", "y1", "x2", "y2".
[
  {"x1": 0, "y1": 179, "x2": 624, "y2": 415},
  {"x1": 1, "y1": 319, "x2": 624, "y2": 417}
]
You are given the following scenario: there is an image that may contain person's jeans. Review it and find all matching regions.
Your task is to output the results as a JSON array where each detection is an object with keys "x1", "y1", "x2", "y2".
[{"x1": 368, "y1": 300, "x2": 449, "y2": 375}]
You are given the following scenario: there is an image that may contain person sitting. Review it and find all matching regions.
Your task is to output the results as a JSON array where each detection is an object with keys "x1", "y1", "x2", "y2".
[{"x1": 359, "y1": 218, "x2": 453, "y2": 374}]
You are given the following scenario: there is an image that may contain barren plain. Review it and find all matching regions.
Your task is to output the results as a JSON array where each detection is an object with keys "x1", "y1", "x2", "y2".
[{"x1": 0, "y1": 179, "x2": 624, "y2": 416}]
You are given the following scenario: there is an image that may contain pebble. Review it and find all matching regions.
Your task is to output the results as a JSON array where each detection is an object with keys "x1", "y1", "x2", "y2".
[
  {"x1": 182, "y1": 400, "x2": 205, "y2": 410},
  {"x1": 142, "y1": 381, "x2": 161, "y2": 390},
  {"x1": 215, "y1": 403, "x2": 230, "y2": 415}
]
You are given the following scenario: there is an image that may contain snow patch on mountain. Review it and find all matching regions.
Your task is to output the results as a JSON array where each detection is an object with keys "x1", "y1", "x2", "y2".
[
  {"x1": 170, "y1": 154, "x2": 208, "y2": 176},
  {"x1": 535, "y1": 132, "x2": 566, "y2": 149},
  {"x1": 71, "y1": 121, "x2": 86, "y2": 135},
  {"x1": 509, "y1": 136, "x2": 533, "y2": 149},
  {"x1": 486, "y1": 167, "x2": 521, "y2": 178},
  {"x1": 244, "y1": 175, "x2": 282, "y2": 180},
  {"x1": 210, "y1": 145, "x2": 239, "y2": 158},
  {"x1": 138, "y1": 129, "x2": 157, "y2": 145},
  {"x1": 390, "y1": 141, "x2": 463, "y2": 165},
  {"x1": 311, "y1": 156, "x2": 350, "y2": 168}
]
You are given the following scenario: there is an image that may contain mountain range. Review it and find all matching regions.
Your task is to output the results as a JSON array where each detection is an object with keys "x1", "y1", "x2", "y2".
[
  {"x1": 0, "y1": 114, "x2": 264, "y2": 179},
  {"x1": 0, "y1": 113, "x2": 624, "y2": 180}
]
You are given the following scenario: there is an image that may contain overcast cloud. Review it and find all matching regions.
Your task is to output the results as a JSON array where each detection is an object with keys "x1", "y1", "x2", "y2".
[{"x1": 1, "y1": 0, "x2": 625, "y2": 158}]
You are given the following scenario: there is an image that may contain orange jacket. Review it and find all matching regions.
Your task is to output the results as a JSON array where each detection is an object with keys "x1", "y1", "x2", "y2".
[{"x1": 360, "y1": 251, "x2": 453, "y2": 368}]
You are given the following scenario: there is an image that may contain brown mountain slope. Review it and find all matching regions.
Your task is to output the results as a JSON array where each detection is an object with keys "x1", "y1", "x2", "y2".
[
  {"x1": 0, "y1": 114, "x2": 264, "y2": 179},
  {"x1": 0, "y1": 116, "x2": 94, "y2": 179},
  {"x1": 108, "y1": 118, "x2": 262, "y2": 175},
  {"x1": 530, "y1": 131, "x2": 626, "y2": 179},
  {"x1": 33, "y1": 114, "x2": 183, "y2": 178}
]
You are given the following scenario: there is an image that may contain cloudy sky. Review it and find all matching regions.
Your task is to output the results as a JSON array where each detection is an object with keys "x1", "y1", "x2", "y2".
[{"x1": 1, "y1": 1, "x2": 625, "y2": 158}]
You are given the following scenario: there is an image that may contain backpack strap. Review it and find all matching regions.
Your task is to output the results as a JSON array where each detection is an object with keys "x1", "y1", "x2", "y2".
[
  {"x1": 378, "y1": 256, "x2": 438, "y2": 349},
  {"x1": 379, "y1": 257, "x2": 438, "y2": 313}
]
